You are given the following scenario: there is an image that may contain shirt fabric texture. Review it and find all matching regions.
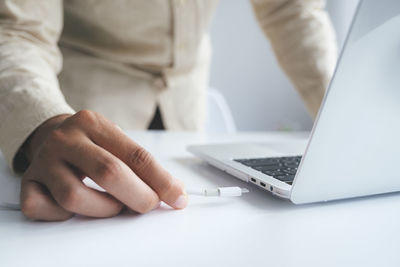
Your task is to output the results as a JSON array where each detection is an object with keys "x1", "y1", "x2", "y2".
[{"x1": 0, "y1": 0, "x2": 337, "y2": 172}]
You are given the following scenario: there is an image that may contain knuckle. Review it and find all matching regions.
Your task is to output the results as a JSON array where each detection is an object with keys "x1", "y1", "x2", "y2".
[
  {"x1": 94, "y1": 158, "x2": 122, "y2": 186},
  {"x1": 21, "y1": 195, "x2": 41, "y2": 219},
  {"x1": 129, "y1": 146, "x2": 154, "y2": 173},
  {"x1": 73, "y1": 110, "x2": 98, "y2": 126},
  {"x1": 58, "y1": 185, "x2": 82, "y2": 210}
]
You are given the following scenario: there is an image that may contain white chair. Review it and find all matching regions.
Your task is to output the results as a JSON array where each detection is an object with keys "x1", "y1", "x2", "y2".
[{"x1": 205, "y1": 88, "x2": 237, "y2": 133}]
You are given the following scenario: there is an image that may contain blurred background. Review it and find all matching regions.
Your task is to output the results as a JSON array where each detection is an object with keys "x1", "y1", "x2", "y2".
[{"x1": 209, "y1": 0, "x2": 360, "y2": 131}]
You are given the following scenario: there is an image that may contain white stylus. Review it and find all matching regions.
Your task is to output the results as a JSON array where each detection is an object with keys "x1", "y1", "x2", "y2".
[
  {"x1": 186, "y1": 186, "x2": 249, "y2": 197},
  {"x1": 0, "y1": 187, "x2": 250, "y2": 210}
]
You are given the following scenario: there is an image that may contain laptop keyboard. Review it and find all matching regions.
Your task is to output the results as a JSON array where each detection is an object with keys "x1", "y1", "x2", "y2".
[{"x1": 234, "y1": 156, "x2": 302, "y2": 185}]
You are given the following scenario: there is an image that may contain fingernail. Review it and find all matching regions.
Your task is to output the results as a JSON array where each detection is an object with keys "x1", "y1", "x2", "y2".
[{"x1": 174, "y1": 194, "x2": 188, "y2": 209}]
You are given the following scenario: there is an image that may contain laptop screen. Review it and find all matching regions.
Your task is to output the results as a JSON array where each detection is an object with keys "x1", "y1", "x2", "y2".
[{"x1": 291, "y1": 0, "x2": 400, "y2": 203}]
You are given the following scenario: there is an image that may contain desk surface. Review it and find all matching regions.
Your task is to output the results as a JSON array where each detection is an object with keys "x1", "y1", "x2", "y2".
[{"x1": 1, "y1": 131, "x2": 399, "y2": 267}]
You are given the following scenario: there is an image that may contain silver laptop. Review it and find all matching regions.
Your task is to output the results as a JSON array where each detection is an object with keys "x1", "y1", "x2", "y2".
[{"x1": 188, "y1": 0, "x2": 400, "y2": 204}]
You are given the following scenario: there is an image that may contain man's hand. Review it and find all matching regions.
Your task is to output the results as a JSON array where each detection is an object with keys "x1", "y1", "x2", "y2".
[{"x1": 20, "y1": 110, "x2": 188, "y2": 221}]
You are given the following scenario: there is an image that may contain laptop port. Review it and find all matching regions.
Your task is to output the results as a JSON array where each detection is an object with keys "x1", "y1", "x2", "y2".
[
  {"x1": 250, "y1": 178, "x2": 256, "y2": 183},
  {"x1": 260, "y1": 182, "x2": 266, "y2": 187}
]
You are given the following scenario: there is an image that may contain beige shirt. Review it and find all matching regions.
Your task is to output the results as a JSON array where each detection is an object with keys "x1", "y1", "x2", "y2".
[{"x1": 0, "y1": 0, "x2": 337, "y2": 171}]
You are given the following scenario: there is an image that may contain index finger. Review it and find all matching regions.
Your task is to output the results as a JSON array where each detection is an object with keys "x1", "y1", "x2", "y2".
[{"x1": 66, "y1": 110, "x2": 188, "y2": 209}]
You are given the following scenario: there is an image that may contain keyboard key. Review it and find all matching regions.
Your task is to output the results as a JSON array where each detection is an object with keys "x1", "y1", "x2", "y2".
[
  {"x1": 262, "y1": 170, "x2": 285, "y2": 176},
  {"x1": 274, "y1": 175, "x2": 295, "y2": 182},
  {"x1": 283, "y1": 169, "x2": 297, "y2": 175},
  {"x1": 273, "y1": 175, "x2": 289, "y2": 180},
  {"x1": 285, "y1": 175, "x2": 296, "y2": 181},
  {"x1": 283, "y1": 163, "x2": 298, "y2": 168},
  {"x1": 253, "y1": 165, "x2": 281, "y2": 171}
]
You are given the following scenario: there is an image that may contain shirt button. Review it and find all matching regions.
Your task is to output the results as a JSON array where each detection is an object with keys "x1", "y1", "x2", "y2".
[{"x1": 153, "y1": 78, "x2": 165, "y2": 89}]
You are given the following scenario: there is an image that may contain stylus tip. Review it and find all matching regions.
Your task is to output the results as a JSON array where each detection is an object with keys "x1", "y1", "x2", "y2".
[{"x1": 241, "y1": 188, "x2": 250, "y2": 193}]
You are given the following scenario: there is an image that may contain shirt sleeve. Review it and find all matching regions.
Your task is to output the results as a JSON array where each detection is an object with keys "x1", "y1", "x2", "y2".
[
  {"x1": 250, "y1": 0, "x2": 338, "y2": 117},
  {"x1": 0, "y1": 0, "x2": 75, "y2": 172}
]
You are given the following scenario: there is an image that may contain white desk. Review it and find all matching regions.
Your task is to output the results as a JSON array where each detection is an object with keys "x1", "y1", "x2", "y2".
[{"x1": 1, "y1": 131, "x2": 399, "y2": 267}]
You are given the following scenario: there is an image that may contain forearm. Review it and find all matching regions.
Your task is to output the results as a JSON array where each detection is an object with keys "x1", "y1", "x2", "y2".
[
  {"x1": 0, "y1": 41, "x2": 75, "y2": 172},
  {"x1": 0, "y1": 0, "x2": 75, "y2": 172},
  {"x1": 251, "y1": 0, "x2": 338, "y2": 116}
]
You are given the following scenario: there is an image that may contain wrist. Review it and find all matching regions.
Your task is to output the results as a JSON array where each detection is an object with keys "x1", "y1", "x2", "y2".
[{"x1": 23, "y1": 114, "x2": 71, "y2": 162}]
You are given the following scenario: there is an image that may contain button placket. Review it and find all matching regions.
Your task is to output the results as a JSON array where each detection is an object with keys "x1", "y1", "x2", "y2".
[{"x1": 172, "y1": 0, "x2": 189, "y2": 69}]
